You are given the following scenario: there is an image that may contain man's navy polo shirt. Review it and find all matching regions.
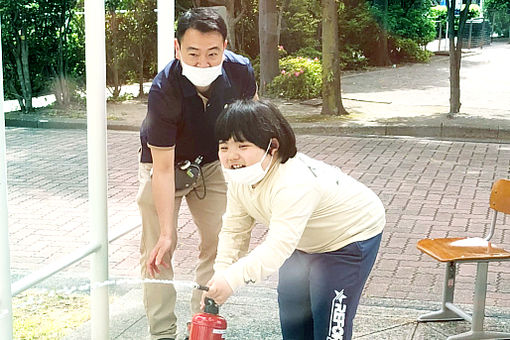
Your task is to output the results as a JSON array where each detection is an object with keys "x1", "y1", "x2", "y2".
[{"x1": 139, "y1": 50, "x2": 256, "y2": 165}]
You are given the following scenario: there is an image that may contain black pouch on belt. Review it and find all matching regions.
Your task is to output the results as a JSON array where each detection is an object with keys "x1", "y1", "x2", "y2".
[{"x1": 174, "y1": 156, "x2": 203, "y2": 190}]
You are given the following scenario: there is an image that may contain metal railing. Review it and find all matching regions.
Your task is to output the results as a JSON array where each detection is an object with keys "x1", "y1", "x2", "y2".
[{"x1": 10, "y1": 222, "x2": 141, "y2": 297}]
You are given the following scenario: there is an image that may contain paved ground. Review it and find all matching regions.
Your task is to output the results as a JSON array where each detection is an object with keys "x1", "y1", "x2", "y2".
[
  {"x1": 7, "y1": 130, "x2": 510, "y2": 339},
  {"x1": 4, "y1": 40, "x2": 510, "y2": 339}
]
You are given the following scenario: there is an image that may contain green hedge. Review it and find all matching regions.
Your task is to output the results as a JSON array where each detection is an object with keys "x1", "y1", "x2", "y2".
[
  {"x1": 389, "y1": 37, "x2": 433, "y2": 63},
  {"x1": 266, "y1": 56, "x2": 322, "y2": 100}
]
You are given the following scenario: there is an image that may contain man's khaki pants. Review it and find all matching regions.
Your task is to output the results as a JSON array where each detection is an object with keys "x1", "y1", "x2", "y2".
[{"x1": 136, "y1": 160, "x2": 227, "y2": 340}]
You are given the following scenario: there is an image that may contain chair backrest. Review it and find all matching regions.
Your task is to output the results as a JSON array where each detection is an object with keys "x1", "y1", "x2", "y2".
[
  {"x1": 490, "y1": 179, "x2": 510, "y2": 214},
  {"x1": 484, "y1": 179, "x2": 510, "y2": 241}
]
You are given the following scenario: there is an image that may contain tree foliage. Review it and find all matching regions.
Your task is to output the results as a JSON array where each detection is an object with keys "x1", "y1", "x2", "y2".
[
  {"x1": 276, "y1": 0, "x2": 437, "y2": 69},
  {"x1": 0, "y1": 0, "x2": 83, "y2": 111},
  {"x1": 0, "y1": 0, "x2": 444, "y2": 107},
  {"x1": 484, "y1": 0, "x2": 510, "y2": 37}
]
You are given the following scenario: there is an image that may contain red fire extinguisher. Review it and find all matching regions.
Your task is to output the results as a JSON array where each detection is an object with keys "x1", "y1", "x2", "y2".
[{"x1": 189, "y1": 297, "x2": 227, "y2": 340}]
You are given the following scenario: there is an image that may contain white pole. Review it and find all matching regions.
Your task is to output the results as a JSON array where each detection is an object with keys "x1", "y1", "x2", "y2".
[
  {"x1": 157, "y1": 0, "x2": 175, "y2": 71},
  {"x1": 84, "y1": 0, "x2": 109, "y2": 339},
  {"x1": 0, "y1": 18, "x2": 14, "y2": 340}
]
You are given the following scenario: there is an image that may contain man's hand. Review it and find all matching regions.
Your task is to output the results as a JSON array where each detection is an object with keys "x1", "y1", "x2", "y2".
[
  {"x1": 203, "y1": 275, "x2": 233, "y2": 306},
  {"x1": 148, "y1": 147, "x2": 175, "y2": 278},
  {"x1": 146, "y1": 235, "x2": 172, "y2": 278}
]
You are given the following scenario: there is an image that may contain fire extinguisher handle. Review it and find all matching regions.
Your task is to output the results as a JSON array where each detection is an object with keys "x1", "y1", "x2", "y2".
[{"x1": 204, "y1": 297, "x2": 220, "y2": 314}]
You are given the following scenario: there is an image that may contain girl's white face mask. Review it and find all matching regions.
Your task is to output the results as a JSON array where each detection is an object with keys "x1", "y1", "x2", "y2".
[
  {"x1": 181, "y1": 59, "x2": 223, "y2": 87},
  {"x1": 222, "y1": 142, "x2": 273, "y2": 186}
]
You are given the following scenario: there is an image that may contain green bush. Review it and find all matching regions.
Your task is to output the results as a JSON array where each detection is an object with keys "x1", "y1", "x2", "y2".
[
  {"x1": 430, "y1": 5, "x2": 447, "y2": 19},
  {"x1": 338, "y1": 0, "x2": 382, "y2": 67},
  {"x1": 340, "y1": 46, "x2": 369, "y2": 70},
  {"x1": 266, "y1": 56, "x2": 322, "y2": 100},
  {"x1": 430, "y1": 4, "x2": 483, "y2": 38},
  {"x1": 469, "y1": 4, "x2": 482, "y2": 18},
  {"x1": 386, "y1": 4, "x2": 436, "y2": 46},
  {"x1": 484, "y1": 0, "x2": 510, "y2": 37},
  {"x1": 293, "y1": 46, "x2": 322, "y2": 60},
  {"x1": 279, "y1": 0, "x2": 322, "y2": 55},
  {"x1": 389, "y1": 37, "x2": 433, "y2": 63},
  {"x1": 278, "y1": 45, "x2": 289, "y2": 58},
  {"x1": 430, "y1": 4, "x2": 482, "y2": 21}
]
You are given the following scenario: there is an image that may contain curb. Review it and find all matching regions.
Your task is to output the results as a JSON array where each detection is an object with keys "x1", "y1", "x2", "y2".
[
  {"x1": 4, "y1": 117, "x2": 139, "y2": 132},
  {"x1": 5, "y1": 116, "x2": 510, "y2": 142},
  {"x1": 291, "y1": 122, "x2": 510, "y2": 143}
]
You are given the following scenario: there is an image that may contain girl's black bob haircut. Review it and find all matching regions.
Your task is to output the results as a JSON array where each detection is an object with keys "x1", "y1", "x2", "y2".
[{"x1": 215, "y1": 99, "x2": 297, "y2": 163}]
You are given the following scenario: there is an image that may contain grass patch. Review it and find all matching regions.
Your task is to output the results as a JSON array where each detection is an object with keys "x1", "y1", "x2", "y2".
[
  {"x1": 12, "y1": 103, "x2": 88, "y2": 120},
  {"x1": 13, "y1": 289, "x2": 90, "y2": 339},
  {"x1": 287, "y1": 112, "x2": 361, "y2": 123},
  {"x1": 8, "y1": 102, "x2": 131, "y2": 121}
]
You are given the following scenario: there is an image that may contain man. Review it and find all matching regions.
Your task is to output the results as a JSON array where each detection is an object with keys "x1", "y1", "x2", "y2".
[{"x1": 136, "y1": 7, "x2": 257, "y2": 340}]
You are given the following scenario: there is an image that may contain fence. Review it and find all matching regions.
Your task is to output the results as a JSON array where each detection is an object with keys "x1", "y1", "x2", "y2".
[
  {"x1": 487, "y1": 9, "x2": 510, "y2": 38},
  {"x1": 462, "y1": 18, "x2": 492, "y2": 48}
]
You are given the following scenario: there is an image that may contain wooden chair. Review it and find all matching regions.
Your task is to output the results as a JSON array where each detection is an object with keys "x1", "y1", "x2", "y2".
[{"x1": 416, "y1": 178, "x2": 510, "y2": 340}]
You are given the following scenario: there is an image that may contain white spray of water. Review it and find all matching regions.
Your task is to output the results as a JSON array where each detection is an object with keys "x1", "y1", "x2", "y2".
[
  {"x1": 10, "y1": 278, "x2": 206, "y2": 306},
  {"x1": 90, "y1": 278, "x2": 200, "y2": 291}
]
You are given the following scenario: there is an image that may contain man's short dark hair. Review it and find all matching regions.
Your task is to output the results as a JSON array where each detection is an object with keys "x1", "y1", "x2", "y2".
[
  {"x1": 176, "y1": 8, "x2": 228, "y2": 44},
  {"x1": 215, "y1": 99, "x2": 297, "y2": 163}
]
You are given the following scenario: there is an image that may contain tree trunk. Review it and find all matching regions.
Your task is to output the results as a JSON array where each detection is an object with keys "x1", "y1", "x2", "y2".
[
  {"x1": 374, "y1": 31, "x2": 392, "y2": 66},
  {"x1": 258, "y1": 0, "x2": 279, "y2": 95},
  {"x1": 12, "y1": 26, "x2": 33, "y2": 113},
  {"x1": 138, "y1": 42, "x2": 145, "y2": 97},
  {"x1": 373, "y1": 0, "x2": 391, "y2": 66},
  {"x1": 55, "y1": 2, "x2": 71, "y2": 108},
  {"x1": 135, "y1": 6, "x2": 145, "y2": 98},
  {"x1": 321, "y1": 0, "x2": 348, "y2": 115},
  {"x1": 20, "y1": 29, "x2": 32, "y2": 112},
  {"x1": 225, "y1": 0, "x2": 237, "y2": 50},
  {"x1": 55, "y1": 28, "x2": 70, "y2": 107},
  {"x1": 446, "y1": 0, "x2": 471, "y2": 116},
  {"x1": 110, "y1": 10, "x2": 121, "y2": 98},
  {"x1": 447, "y1": 0, "x2": 459, "y2": 114},
  {"x1": 277, "y1": 0, "x2": 291, "y2": 46},
  {"x1": 13, "y1": 51, "x2": 27, "y2": 113}
]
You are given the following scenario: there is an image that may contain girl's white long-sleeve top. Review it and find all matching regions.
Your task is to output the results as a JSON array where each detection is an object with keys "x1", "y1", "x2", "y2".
[{"x1": 214, "y1": 153, "x2": 385, "y2": 291}]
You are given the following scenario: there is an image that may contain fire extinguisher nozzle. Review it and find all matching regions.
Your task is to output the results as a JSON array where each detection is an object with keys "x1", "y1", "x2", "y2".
[{"x1": 193, "y1": 283, "x2": 210, "y2": 291}]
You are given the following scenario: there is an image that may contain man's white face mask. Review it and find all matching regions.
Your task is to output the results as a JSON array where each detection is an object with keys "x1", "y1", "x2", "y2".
[{"x1": 181, "y1": 59, "x2": 223, "y2": 87}]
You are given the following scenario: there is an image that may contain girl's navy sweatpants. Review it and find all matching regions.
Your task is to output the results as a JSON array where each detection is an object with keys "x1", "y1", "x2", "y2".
[{"x1": 277, "y1": 233, "x2": 382, "y2": 340}]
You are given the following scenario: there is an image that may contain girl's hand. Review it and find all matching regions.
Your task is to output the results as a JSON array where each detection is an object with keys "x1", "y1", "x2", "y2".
[{"x1": 203, "y1": 275, "x2": 233, "y2": 306}]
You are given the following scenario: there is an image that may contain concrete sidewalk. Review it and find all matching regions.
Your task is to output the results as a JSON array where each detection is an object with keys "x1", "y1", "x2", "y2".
[
  {"x1": 64, "y1": 285, "x2": 510, "y2": 339},
  {"x1": 6, "y1": 40, "x2": 510, "y2": 339}
]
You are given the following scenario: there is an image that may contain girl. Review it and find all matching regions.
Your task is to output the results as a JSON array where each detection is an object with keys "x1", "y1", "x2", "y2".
[{"x1": 205, "y1": 99, "x2": 385, "y2": 340}]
